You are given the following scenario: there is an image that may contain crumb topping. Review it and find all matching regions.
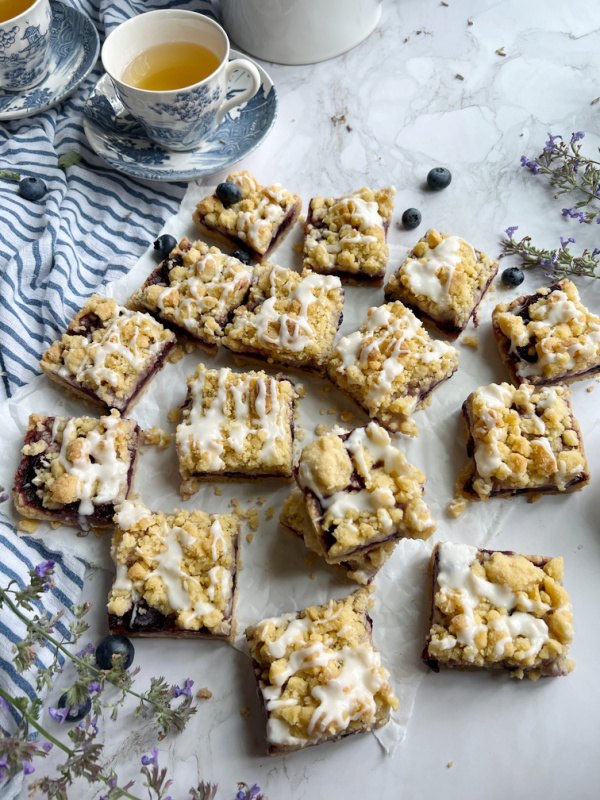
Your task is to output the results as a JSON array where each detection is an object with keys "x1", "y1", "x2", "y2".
[
  {"x1": 426, "y1": 542, "x2": 573, "y2": 676},
  {"x1": 223, "y1": 264, "x2": 344, "y2": 369},
  {"x1": 22, "y1": 411, "x2": 136, "y2": 517},
  {"x1": 108, "y1": 500, "x2": 238, "y2": 634},
  {"x1": 246, "y1": 591, "x2": 398, "y2": 748},
  {"x1": 41, "y1": 296, "x2": 175, "y2": 406},
  {"x1": 492, "y1": 279, "x2": 600, "y2": 383},
  {"x1": 327, "y1": 301, "x2": 458, "y2": 429},
  {"x1": 297, "y1": 421, "x2": 435, "y2": 560},
  {"x1": 134, "y1": 238, "x2": 254, "y2": 345},
  {"x1": 463, "y1": 383, "x2": 587, "y2": 498},
  {"x1": 385, "y1": 229, "x2": 498, "y2": 329},
  {"x1": 193, "y1": 170, "x2": 301, "y2": 255},
  {"x1": 176, "y1": 365, "x2": 296, "y2": 482},
  {"x1": 303, "y1": 187, "x2": 395, "y2": 278}
]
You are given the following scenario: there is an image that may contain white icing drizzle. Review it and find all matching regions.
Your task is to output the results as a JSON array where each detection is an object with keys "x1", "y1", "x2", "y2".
[
  {"x1": 210, "y1": 518, "x2": 226, "y2": 561},
  {"x1": 236, "y1": 193, "x2": 286, "y2": 251},
  {"x1": 54, "y1": 414, "x2": 129, "y2": 516},
  {"x1": 256, "y1": 614, "x2": 312, "y2": 659},
  {"x1": 402, "y1": 235, "x2": 469, "y2": 310},
  {"x1": 115, "y1": 500, "x2": 150, "y2": 529}
]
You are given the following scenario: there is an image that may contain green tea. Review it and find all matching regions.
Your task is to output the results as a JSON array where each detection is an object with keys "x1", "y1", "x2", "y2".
[{"x1": 122, "y1": 42, "x2": 221, "y2": 91}]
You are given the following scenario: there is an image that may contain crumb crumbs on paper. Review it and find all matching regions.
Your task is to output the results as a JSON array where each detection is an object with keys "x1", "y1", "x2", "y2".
[
  {"x1": 455, "y1": 73, "x2": 464, "y2": 81},
  {"x1": 18, "y1": 519, "x2": 39, "y2": 534},
  {"x1": 213, "y1": 486, "x2": 224, "y2": 496},
  {"x1": 142, "y1": 427, "x2": 172, "y2": 448},
  {"x1": 460, "y1": 335, "x2": 479, "y2": 349},
  {"x1": 197, "y1": 688, "x2": 212, "y2": 700},
  {"x1": 339, "y1": 410, "x2": 354, "y2": 423},
  {"x1": 586, "y1": 384, "x2": 595, "y2": 393},
  {"x1": 296, "y1": 427, "x2": 306, "y2": 442},
  {"x1": 51, "y1": 521, "x2": 61, "y2": 529},
  {"x1": 495, "y1": 46, "x2": 507, "y2": 56},
  {"x1": 257, "y1": 496, "x2": 266, "y2": 506},
  {"x1": 168, "y1": 345, "x2": 185, "y2": 364},
  {"x1": 315, "y1": 423, "x2": 329, "y2": 436},
  {"x1": 167, "y1": 407, "x2": 181, "y2": 424},
  {"x1": 296, "y1": 383, "x2": 307, "y2": 398},
  {"x1": 467, "y1": 16, "x2": 473, "y2": 25},
  {"x1": 447, "y1": 498, "x2": 467, "y2": 518},
  {"x1": 246, "y1": 532, "x2": 254, "y2": 544},
  {"x1": 265, "y1": 506, "x2": 275, "y2": 520},
  {"x1": 240, "y1": 706, "x2": 251, "y2": 719},
  {"x1": 447, "y1": 761, "x2": 454, "y2": 769},
  {"x1": 527, "y1": 492, "x2": 542, "y2": 504}
]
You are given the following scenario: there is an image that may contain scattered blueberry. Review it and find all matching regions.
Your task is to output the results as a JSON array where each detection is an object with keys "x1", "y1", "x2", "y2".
[
  {"x1": 426, "y1": 167, "x2": 452, "y2": 190},
  {"x1": 57, "y1": 693, "x2": 91, "y2": 723},
  {"x1": 231, "y1": 249, "x2": 252, "y2": 265},
  {"x1": 501, "y1": 266, "x2": 525, "y2": 287},
  {"x1": 153, "y1": 234, "x2": 178, "y2": 260},
  {"x1": 216, "y1": 181, "x2": 242, "y2": 207},
  {"x1": 95, "y1": 634, "x2": 135, "y2": 670},
  {"x1": 18, "y1": 176, "x2": 47, "y2": 202},
  {"x1": 401, "y1": 208, "x2": 422, "y2": 230}
]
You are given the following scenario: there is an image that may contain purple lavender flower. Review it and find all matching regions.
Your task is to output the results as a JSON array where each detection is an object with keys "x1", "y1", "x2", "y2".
[
  {"x1": 88, "y1": 681, "x2": 101, "y2": 694},
  {"x1": 544, "y1": 133, "x2": 562, "y2": 152},
  {"x1": 0, "y1": 695, "x2": 11, "y2": 713},
  {"x1": 48, "y1": 705, "x2": 69, "y2": 724},
  {"x1": 172, "y1": 678, "x2": 194, "y2": 699},
  {"x1": 0, "y1": 755, "x2": 8, "y2": 778},
  {"x1": 141, "y1": 747, "x2": 159, "y2": 767},
  {"x1": 237, "y1": 784, "x2": 263, "y2": 800},
  {"x1": 22, "y1": 761, "x2": 35, "y2": 775},
  {"x1": 34, "y1": 560, "x2": 55, "y2": 579},
  {"x1": 504, "y1": 226, "x2": 519, "y2": 239},
  {"x1": 571, "y1": 131, "x2": 585, "y2": 143},
  {"x1": 40, "y1": 741, "x2": 53, "y2": 753},
  {"x1": 520, "y1": 155, "x2": 541, "y2": 174},
  {"x1": 560, "y1": 236, "x2": 575, "y2": 249},
  {"x1": 76, "y1": 643, "x2": 96, "y2": 659},
  {"x1": 561, "y1": 207, "x2": 587, "y2": 223}
]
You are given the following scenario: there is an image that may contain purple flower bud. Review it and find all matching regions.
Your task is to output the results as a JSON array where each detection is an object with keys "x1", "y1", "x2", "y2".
[
  {"x1": 172, "y1": 678, "x2": 194, "y2": 699},
  {"x1": 504, "y1": 226, "x2": 519, "y2": 239},
  {"x1": 0, "y1": 696, "x2": 11, "y2": 712},
  {"x1": 560, "y1": 236, "x2": 575, "y2": 249},
  {"x1": 141, "y1": 747, "x2": 159, "y2": 767},
  {"x1": 571, "y1": 131, "x2": 585, "y2": 142},
  {"x1": 76, "y1": 643, "x2": 96, "y2": 659},
  {"x1": 543, "y1": 133, "x2": 562, "y2": 152},
  {"x1": 49, "y1": 706, "x2": 69, "y2": 724},
  {"x1": 108, "y1": 776, "x2": 118, "y2": 789},
  {"x1": 34, "y1": 560, "x2": 55, "y2": 579},
  {"x1": 88, "y1": 681, "x2": 101, "y2": 694},
  {"x1": 248, "y1": 786, "x2": 263, "y2": 799},
  {"x1": 40, "y1": 741, "x2": 53, "y2": 753},
  {"x1": 22, "y1": 761, "x2": 35, "y2": 775}
]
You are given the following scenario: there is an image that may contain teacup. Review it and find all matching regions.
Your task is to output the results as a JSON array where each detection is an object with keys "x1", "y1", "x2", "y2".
[
  {"x1": 0, "y1": 0, "x2": 52, "y2": 91},
  {"x1": 101, "y1": 10, "x2": 261, "y2": 152}
]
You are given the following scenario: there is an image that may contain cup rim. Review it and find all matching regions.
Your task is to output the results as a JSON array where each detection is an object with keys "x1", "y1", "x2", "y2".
[
  {"x1": 101, "y1": 9, "x2": 231, "y2": 95},
  {"x1": 0, "y1": 0, "x2": 47, "y2": 26}
]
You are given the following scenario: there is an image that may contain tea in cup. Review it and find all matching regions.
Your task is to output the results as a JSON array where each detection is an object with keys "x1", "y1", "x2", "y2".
[
  {"x1": 0, "y1": 0, "x2": 52, "y2": 91},
  {"x1": 101, "y1": 10, "x2": 261, "y2": 152}
]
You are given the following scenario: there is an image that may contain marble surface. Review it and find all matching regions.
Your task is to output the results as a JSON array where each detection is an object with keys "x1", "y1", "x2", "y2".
[{"x1": 12, "y1": 0, "x2": 600, "y2": 797}]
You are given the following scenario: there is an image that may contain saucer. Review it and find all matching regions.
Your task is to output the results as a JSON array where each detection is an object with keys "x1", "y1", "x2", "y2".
[
  {"x1": 82, "y1": 49, "x2": 278, "y2": 183},
  {"x1": 0, "y1": 1, "x2": 99, "y2": 122}
]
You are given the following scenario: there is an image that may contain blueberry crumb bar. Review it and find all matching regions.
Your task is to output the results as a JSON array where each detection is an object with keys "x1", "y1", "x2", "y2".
[
  {"x1": 326, "y1": 301, "x2": 458, "y2": 431},
  {"x1": 176, "y1": 365, "x2": 297, "y2": 498},
  {"x1": 384, "y1": 229, "x2": 498, "y2": 335},
  {"x1": 461, "y1": 382, "x2": 589, "y2": 500},
  {"x1": 108, "y1": 500, "x2": 239, "y2": 640},
  {"x1": 13, "y1": 410, "x2": 139, "y2": 529},
  {"x1": 423, "y1": 542, "x2": 574, "y2": 679},
  {"x1": 40, "y1": 295, "x2": 176, "y2": 413},
  {"x1": 193, "y1": 171, "x2": 302, "y2": 261},
  {"x1": 246, "y1": 589, "x2": 398, "y2": 753},
  {"x1": 492, "y1": 279, "x2": 600, "y2": 386},
  {"x1": 303, "y1": 186, "x2": 396, "y2": 284}
]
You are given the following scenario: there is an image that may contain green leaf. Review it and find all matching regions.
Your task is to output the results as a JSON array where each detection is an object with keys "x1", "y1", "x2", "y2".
[
  {"x1": 0, "y1": 169, "x2": 21, "y2": 182},
  {"x1": 58, "y1": 151, "x2": 82, "y2": 170}
]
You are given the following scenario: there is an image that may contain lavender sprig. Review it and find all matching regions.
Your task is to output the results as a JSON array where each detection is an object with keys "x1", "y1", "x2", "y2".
[
  {"x1": 521, "y1": 131, "x2": 600, "y2": 224},
  {"x1": 501, "y1": 226, "x2": 600, "y2": 280}
]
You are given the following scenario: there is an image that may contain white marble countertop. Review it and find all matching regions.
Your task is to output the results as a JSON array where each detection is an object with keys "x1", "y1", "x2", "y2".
[{"x1": 16, "y1": 0, "x2": 600, "y2": 797}]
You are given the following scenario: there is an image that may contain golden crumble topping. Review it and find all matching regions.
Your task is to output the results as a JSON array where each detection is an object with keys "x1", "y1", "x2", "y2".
[
  {"x1": 246, "y1": 590, "x2": 398, "y2": 751},
  {"x1": 327, "y1": 301, "x2": 459, "y2": 430},
  {"x1": 108, "y1": 500, "x2": 239, "y2": 636},
  {"x1": 40, "y1": 295, "x2": 176, "y2": 411},
  {"x1": 222, "y1": 264, "x2": 344, "y2": 372},
  {"x1": 13, "y1": 410, "x2": 138, "y2": 524},
  {"x1": 132, "y1": 238, "x2": 254, "y2": 346},
  {"x1": 462, "y1": 382, "x2": 588, "y2": 499},
  {"x1": 303, "y1": 187, "x2": 396, "y2": 280},
  {"x1": 193, "y1": 170, "x2": 302, "y2": 258},
  {"x1": 297, "y1": 422, "x2": 435, "y2": 561},
  {"x1": 176, "y1": 365, "x2": 297, "y2": 497},
  {"x1": 492, "y1": 279, "x2": 600, "y2": 385},
  {"x1": 424, "y1": 542, "x2": 574, "y2": 678},
  {"x1": 384, "y1": 229, "x2": 498, "y2": 333}
]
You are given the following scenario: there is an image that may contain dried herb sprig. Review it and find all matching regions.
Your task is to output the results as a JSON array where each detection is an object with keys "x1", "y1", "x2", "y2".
[
  {"x1": 521, "y1": 131, "x2": 600, "y2": 224},
  {"x1": 501, "y1": 226, "x2": 600, "y2": 280}
]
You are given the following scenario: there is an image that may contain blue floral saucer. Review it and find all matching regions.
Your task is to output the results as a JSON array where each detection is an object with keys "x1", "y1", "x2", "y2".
[
  {"x1": 0, "y1": 1, "x2": 99, "y2": 122},
  {"x1": 82, "y1": 50, "x2": 278, "y2": 183}
]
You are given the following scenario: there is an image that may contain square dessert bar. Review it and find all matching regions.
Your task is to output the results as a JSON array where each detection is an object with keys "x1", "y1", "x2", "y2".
[
  {"x1": 296, "y1": 422, "x2": 435, "y2": 563},
  {"x1": 176, "y1": 365, "x2": 297, "y2": 498},
  {"x1": 461, "y1": 382, "x2": 589, "y2": 500},
  {"x1": 492, "y1": 279, "x2": 600, "y2": 386},
  {"x1": 193, "y1": 170, "x2": 302, "y2": 261},
  {"x1": 108, "y1": 500, "x2": 240, "y2": 641},
  {"x1": 131, "y1": 237, "x2": 254, "y2": 348},
  {"x1": 246, "y1": 589, "x2": 398, "y2": 753},
  {"x1": 326, "y1": 301, "x2": 459, "y2": 432},
  {"x1": 222, "y1": 264, "x2": 344, "y2": 373},
  {"x1": 12, "y1": 410, "x2": 140, "y2": 529},
  {"x1": 303, "y1": 186, "x2": 396, "y2": 284},
  {"x1": 384, "y1": 228, "x2": 498, "y2": 335},
  {"x1": 40, "y1": 295, "x2": 176, "y2": 414},
  {"x1": 423, "y1": 542, "x2": 574, "y2": 679},
  {"x1": 280, "y1": 487, "x2": 396, "y2": 585}
]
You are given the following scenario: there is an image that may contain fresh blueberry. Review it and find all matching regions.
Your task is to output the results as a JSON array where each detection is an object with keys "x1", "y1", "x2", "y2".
[
  {"x1": 401, "y1": 208, "x2": 422, "y2": 230},
  {"x1": 18, "y1": 176, "x2": 47, "y2": 202},
  {"x1": 501, "y1": 266, "x2": 525, "y2": 287},
  {"x1": 426, "y1": 167, "x2": 452, "y2": 190},
  {"x1": 153, "y1": 234, "x2": 178, "y2": 260},
  {"x1": 231, "y1": 249, "x2": 252, "y2": 265},
  {"x1": 57, "y1": 693, "x2": 91, "y2": 723},
  {"x1": 216, "y1": 181, "x2": 242, "y2": 207},
  {"x1": 95, "y1": 634, "x2": 135, "y2": 670}
]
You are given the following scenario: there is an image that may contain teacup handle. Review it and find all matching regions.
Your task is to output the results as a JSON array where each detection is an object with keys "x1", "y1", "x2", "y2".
[{"x1": 216, "y1": 59, "x2": 262, "y2": 125}]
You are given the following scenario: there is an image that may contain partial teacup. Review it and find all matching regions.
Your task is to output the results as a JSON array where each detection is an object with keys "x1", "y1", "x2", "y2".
[
  {"x1": 0, "y1": 0, "x2": 52, "y2": 92},
  {"x1": 101, "y1": 10, "x2": 261, "y2": 152}
]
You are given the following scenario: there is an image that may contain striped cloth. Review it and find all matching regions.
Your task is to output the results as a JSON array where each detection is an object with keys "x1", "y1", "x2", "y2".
[{"x1": 0, "y1": 0, "x2": 216, "y2": 401}]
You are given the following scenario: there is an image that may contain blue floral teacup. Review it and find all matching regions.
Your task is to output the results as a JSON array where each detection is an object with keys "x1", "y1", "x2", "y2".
[
  {"x1": 101, "y1": 10, "x2": 261, "y2": 152},
  {"x1": 0, "y1": 0, "x2": 52, "y2": 92}
]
